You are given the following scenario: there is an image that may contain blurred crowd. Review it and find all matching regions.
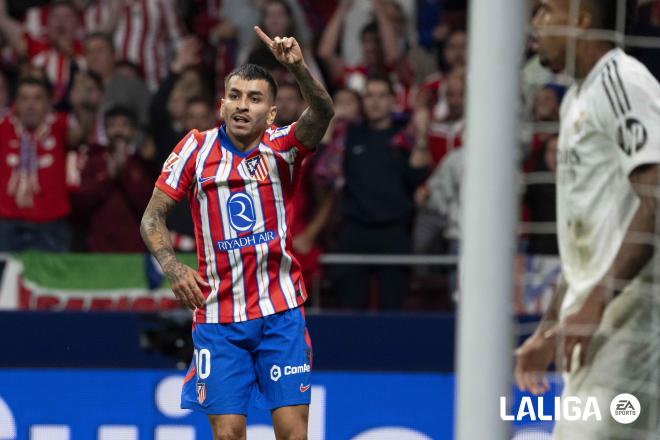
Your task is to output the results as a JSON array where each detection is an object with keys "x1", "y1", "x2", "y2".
[{"x1": 1, "y1": 0, "x2": 659, "y2": 310}]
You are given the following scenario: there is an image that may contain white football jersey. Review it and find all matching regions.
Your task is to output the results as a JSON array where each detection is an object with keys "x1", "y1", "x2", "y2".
[{"x1": 557, "y1": 48, "x2": 660, "y2": 315}]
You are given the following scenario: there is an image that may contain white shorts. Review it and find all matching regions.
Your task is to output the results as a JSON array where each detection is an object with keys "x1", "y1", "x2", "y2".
[{"x1": 553, "y1": 278, "x2": 660, "y2": 439}]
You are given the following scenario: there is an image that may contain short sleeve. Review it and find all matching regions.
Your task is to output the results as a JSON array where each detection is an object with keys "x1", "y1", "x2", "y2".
[
  {"x1": 600, "y1": 58, "x2": 660, "y2": 176},
  {"x1": 264, "y1": 122, "x2": 312, "y2": 164},
  {"x1": 155, "y1": 130, "x2": 201, "y2": 202}
]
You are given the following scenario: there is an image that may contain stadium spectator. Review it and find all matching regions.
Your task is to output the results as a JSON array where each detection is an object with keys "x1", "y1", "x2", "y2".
[
  {"x1": 414, "y1": 28, "x2": 466, "y2": 126},
  {"x1": 105, "y1": 0, "x2": 186, "y2": 91},
  {"x1": 330, "y1": 74, "x2": 428, "y2": 309},
  {"x1": 23, "y1": 0, "x2": 122, "y2": 40},
  {"x1": 83, "y1": 32, "x2": 115, "y2": 87},
  {"x1": 412, "y1": 66, "x2": 465, "y2": 257},
  {"x1": 523, "y1": 83, "x2": 563, "y2": 171},
  {"x1": 416, "y1": 0, "x2": 446, "y2": 50},
  {"x1": 0, "y1": 68, "x2": 12, "y2": 118},
  {"x1": 70, "y1": 106, "x2": 152, "y2": 252},
  {"x1": 187, "y1": 0, "x2": 238, "y2": 95},
  {"x1": 274, "y1": 80, "x2": 306, "y2": 126},
  {"x1": 150, "y1": 36, "x2": 210, "y2": 170},
  {"x1": 414, "y1": 65, "x2": 465, "y2": 167},
  {"x1": 0, "y1": 77, "x2": 91, "y2": 251},
  {"x1": 314, "y1": 87, "x2": 363, "y2": 190},
  {"x1": 219, "y1": 0, "x2": 313, "y2": 66},
  {"x1": 318, "y1": 0, "x2": 400, "y2": 90},
  {"x1": 183, "y1": 96, "x2": 217, "y2": 133},
  {"x1": 0, "y1": 0, "x2": 85, "y2": 103},
  {"x1": 100, "y1": 60, "x2": 152, "y2": 129},
  {"x1": 437, "y1": 28, "x2": 466, "y2": 73},
  {"x1": 523, "y1": 134, "x2": 558, "y2": 256},
  {"x1": 68, "y1": 69, "x2": 106, "y2": 147},
  {"x1": 246, "y1": 0, "x2": 323, "y2": 85},
  {"x1": 166, "y1": 96, "x2": 218, "y2": 253}
]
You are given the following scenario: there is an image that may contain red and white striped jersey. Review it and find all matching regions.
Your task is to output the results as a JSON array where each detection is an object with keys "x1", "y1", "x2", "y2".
[
  {"x1": 111, "y1": 0, "x2": 185, "y2": 90},
  {"x1": 83, "y1": 2, "x2": 113, "y2": 34},
  {"x1": 24, "y1": 6, "x2": 49, "y2": 39},
  {"x1": 25, "y1": 35, "x2": 85, "y2": 103},
  {"x1": 155, "y1": 123, "x2": 311, "y2": 323}
]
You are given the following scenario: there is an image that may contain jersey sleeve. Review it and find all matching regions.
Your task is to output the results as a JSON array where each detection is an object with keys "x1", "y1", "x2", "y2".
[
  {"x1": 599, "y1": 58, "x2": 660, "y2": 176},
  {"x1": 155, "y1": 130, "x2": 201, "y2": 201},
  {"x1": 265, "y1": 122, "x2": 312, "y2": 164}
]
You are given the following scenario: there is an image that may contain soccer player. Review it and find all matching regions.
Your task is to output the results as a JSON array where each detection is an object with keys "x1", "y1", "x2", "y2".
[
  {"x1": 515, "y1": 0, "x2": 660, "y2": 438},
  {"x1": 140, "y1": 27, "x2": 333, "y2": 439}
]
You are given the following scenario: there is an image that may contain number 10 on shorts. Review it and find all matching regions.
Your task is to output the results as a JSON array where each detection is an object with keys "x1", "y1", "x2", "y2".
[{"x1": 194, "y1": 348, "x2": 211, "y2": 380}]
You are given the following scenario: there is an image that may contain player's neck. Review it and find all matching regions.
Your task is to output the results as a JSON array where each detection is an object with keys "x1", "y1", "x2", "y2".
[
  {"x1": 224, "y1": 127, "x2": 262, "y2": 152},
  {"x1": 575, "y1": 41, "x2": 616, "y2": 80}
]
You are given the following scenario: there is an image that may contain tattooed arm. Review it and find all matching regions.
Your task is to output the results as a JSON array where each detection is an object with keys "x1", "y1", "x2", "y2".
[
  {"x1": 140, "y1": 188, "x2": 207, "y2": 309},
  {"x1": 254, "y1": 26, "x2": 334, "y2": 149},
  {"x1": 288, "y1": 62, "x2": 335, "y2": 149}
]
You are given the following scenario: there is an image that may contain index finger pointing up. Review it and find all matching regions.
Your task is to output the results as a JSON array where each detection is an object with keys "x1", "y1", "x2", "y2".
[{"x1": 254, "y1": 26, "x2": 273, "y2": 47}]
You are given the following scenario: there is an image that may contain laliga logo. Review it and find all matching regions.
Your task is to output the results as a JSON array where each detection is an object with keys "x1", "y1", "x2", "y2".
[{"x1": 500, "y1": 396, "x2": 602, "y2": 422}]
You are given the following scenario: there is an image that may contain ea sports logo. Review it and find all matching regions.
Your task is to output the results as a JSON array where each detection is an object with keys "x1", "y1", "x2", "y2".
[
  {"x1": 270, "y1": 365, "x2": 281, "y2": 382},
  {"x1": 610, "y1": 393, "x2": 641, "y2": 424},
  {"x1": 227, "y1": 192, "x2": 256, "y2": 232}
]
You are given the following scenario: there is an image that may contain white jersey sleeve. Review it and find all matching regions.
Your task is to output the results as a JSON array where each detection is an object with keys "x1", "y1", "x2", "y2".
[{"x1": 596, "y1": 56, "x2": 660, "y2": 176}]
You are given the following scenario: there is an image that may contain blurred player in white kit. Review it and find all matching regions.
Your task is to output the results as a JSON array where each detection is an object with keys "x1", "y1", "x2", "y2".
[{"x1": 515, "y1": 0, "x2": 660, "y2": 438}]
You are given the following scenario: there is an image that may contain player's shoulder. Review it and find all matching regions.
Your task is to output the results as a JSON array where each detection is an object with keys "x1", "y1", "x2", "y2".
[
  {"x1": 186, "y1": 127, "x2": 219, "y2": 149},
  {"x1": 196, "y1": 126, "x2": 219, "y2": 142},
  {"x1": 263, "y1": 123, "x2": 296, "y2": 144},
  {"x1": 598, "y1": 48, "x2": 658, "y2": 92}
]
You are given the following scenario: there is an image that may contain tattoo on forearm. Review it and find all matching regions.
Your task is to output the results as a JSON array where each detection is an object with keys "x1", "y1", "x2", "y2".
[
  {"x1": 140, "y1": 190, "x2": 179, "y2": 277},
  {"x1": 290, "y1": 63, "x2": 334, "y2": 146}
]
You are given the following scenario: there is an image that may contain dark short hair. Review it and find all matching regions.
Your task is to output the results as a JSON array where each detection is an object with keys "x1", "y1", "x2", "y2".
[
  {"x1": 224, "y1": 64, "x2": 278, "y2": 102},
  {"x1": 79, "y1": 69, "x2": 104, "y2": 91},
  {"x1": 186, "y1": 96, "x2": 214, "y2": 110},
  {"x1": 85, "y1": 31, "x2": 115, "y2": 52},
  {"x1": 104, "y1": 105, "x2": 138, "y2": 127},
  {"x1": 585, "y1": 0, "x2": 637, "y2": 32},
  {"x1": 49, "y1": 0, "x2": 78, "y2": 15},
  {"x1": 360, "y1": 21, "x2": 379, "y2": 40},
  {"x1": 17, "y1": 77, "x2": 53, "y2": 98},
  {"x1": 278, "y1": 81, "x2": 303, "y2": 100},
  {"x1": 115, "y1": 60, "x2": 144, "y2": 79},
  {"x1": 365, "y1": 73, "x2": 394, "y2": 95}
]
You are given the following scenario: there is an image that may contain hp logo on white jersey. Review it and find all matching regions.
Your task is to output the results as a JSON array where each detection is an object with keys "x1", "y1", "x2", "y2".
[{"x1": 227, "y1": 192, "x2": 256, "y2": 232}]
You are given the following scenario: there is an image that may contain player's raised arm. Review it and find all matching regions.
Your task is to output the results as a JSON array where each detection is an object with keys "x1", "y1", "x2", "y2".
[
  {"x1": 140, "y1": 188, "x2": 207, "y2": 309},
  {"x1": 254, "y1": 26, "x2": 334, "y2": 149}
]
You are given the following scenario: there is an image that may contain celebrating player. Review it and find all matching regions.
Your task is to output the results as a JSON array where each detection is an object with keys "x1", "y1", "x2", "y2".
[
  {"x1": 140, "y1": 26, "x2": 333, "y2": 439},
  {"x1": 515, "y1": 0, "x2": 660, "y2": 438}
]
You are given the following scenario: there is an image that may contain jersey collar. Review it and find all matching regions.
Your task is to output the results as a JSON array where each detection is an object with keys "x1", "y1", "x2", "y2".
[
  {"x1": 580, "y1": 47, "x2": 623, "y2": 91},
  {"x1": 219, "y1": 124, "x2": 261, "y2": 158}
]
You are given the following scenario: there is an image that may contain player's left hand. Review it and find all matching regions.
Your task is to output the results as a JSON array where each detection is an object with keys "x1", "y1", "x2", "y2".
[
  {"x1": 544, "y1": 286, "x2": 607, "y2": 373},
  {"x1": 254, "y1": 26, "x2": 303, "y2": 66}
]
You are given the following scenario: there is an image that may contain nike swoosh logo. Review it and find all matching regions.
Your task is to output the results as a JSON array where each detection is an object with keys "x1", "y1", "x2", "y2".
[
  {"x1": 198, "y1": 176, "x2": 215, "y2": 184},
  {"x1": 300, "y1": 383, "x2": 311, "y2": 393}
]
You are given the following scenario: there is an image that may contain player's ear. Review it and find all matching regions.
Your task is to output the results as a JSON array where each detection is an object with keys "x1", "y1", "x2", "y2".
[
  {"x1": 267, "y1": 104, "x2": 277, "y2": 126},
  {"x1": 219, "y1": 98, "x2": 226, "y2": 118}
]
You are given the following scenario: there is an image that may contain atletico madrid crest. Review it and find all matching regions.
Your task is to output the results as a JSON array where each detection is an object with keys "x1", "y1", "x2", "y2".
[
  {"x1": 196, "y1": 382, "x2": 206, "y2": 404},
  {"x1": 241, "y1": 155, "x2": 270, "y2": 181}
]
